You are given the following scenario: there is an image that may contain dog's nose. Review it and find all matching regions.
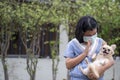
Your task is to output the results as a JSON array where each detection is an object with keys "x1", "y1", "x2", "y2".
[
  {"x1": 103, "y1": 50, "x2": 109, "y2": 54},
  {"x1": 103, "y1": 50, "x2": 106, "y2": 53}
]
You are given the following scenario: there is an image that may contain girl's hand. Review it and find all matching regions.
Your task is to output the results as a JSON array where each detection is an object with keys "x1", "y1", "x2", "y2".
[
  {"x1": 87, "y1": 72, "x2": 98, "y2": 80},
  {"x1": 84, "y1": 40, "x2": 91, "y2": 55}
]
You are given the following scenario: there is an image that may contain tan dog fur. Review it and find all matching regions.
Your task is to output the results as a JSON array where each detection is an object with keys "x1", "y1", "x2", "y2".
[{"x1": 79, "y1": 44, "x2": 116, "y2": 79}]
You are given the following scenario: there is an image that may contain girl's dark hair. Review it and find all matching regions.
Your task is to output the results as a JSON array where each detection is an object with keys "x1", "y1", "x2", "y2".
[{"x1": 75, "y1": 16, "x2": 98, "y2": 43}]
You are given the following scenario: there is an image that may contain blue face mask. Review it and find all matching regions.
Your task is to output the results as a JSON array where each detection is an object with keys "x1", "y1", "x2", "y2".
[{"x1": 83, "y1": 33, "x2": 97, "y2": 44}]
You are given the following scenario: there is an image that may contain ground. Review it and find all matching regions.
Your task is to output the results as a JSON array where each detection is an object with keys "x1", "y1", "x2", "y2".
[{"x1": 0, "y1": 57, "x2": 120, "y2": 80}]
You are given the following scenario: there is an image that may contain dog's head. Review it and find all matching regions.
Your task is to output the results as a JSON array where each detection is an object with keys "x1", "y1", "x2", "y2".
[{"x1": 100, "y1": 44, "x2": 116, "y2": 56}]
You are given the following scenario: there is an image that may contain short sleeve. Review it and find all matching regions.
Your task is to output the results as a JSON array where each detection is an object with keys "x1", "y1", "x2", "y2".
[{"x1": 64, "y1": 43, "x2": 75, "y2": 58}]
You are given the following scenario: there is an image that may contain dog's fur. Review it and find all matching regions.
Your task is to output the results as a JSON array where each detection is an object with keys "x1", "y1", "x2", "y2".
[{"x1": 79, "y1": 44, "x2": 116, "y2": 79}]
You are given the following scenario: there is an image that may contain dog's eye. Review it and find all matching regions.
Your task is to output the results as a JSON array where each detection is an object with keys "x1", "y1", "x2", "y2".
[
  {"x1": 103, "y1": 48, "x2": 105, "y2": 50},
  {"x1": 108, "y1": 49, "x2": 110, "y2": 51}
]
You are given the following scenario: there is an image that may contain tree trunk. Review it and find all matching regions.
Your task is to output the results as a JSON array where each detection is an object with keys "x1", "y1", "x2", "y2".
[{"x1": 1, "y1": 54, "x2": 9, "y2": 80}]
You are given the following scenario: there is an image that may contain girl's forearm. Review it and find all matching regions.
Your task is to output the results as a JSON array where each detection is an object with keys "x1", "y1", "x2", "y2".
[
  {"x1": 102, "y1": 60, "x2": 114, "y2": 72},
  {"x1": 99, "y1": 59, "x2": 114, "y2": 75},
  {"x1": 65, "y1": 52, "x2": 88, "y2": 70}
]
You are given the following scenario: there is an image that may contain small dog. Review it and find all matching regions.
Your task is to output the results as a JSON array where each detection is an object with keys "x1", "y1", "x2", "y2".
[{"x1": 79, "y1": 44, "x2": 116, "y2": 79}]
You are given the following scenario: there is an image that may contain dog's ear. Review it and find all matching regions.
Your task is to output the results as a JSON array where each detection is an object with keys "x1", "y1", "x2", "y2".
[{"x1": 111, "y1": 44, "x2": 116, "y2": 50}]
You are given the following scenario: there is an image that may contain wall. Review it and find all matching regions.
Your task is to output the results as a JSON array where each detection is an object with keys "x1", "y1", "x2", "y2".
[{"x1": 0, "y1": 24, "x2": 68, "y2": 80}]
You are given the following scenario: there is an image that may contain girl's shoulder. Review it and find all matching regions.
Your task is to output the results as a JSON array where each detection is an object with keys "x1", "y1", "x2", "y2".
[
  {"x1": 96, "y1": 37, "x2": 107, "y2": 45},
  {"x1": 67, "y1": 38, "x2": 78, "y2": 46}
]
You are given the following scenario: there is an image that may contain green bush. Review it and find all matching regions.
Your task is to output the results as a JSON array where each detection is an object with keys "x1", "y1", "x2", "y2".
[{"x1": 0, "y1": 0, "x2": 120, "y2": 56}]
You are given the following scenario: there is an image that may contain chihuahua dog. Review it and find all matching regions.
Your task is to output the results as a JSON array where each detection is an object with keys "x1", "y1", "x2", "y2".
[{"x1": 79, "y1": 44, "x2": 116, "y2": 79}]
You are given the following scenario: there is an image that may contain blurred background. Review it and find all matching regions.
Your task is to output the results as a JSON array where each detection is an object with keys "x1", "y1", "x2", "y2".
[{"x1": 0, "y1": 0, "x2": 120, "y2": 80}]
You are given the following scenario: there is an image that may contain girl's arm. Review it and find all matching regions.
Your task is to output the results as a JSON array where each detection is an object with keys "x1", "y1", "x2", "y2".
[
  {"x1": 65, "y1": 41, "x2": 91, "y2": 70},
  {"x1": 98, "y1": 58, "x2": 114, "y2": 76},
  {"x1": 65, "y1": 52, "x2": 88, "y2": 70}
]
